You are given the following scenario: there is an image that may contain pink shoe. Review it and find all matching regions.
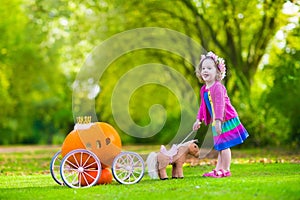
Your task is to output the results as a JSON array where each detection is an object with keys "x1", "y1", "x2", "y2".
[
  {"x1": 223, "y1": 170, "x2": 231, "y2": 177},
  {"x1": 202, "y1": 169, "x2": 217, "y2": 177},
  {"x1": 211, "y1": 169, "x2": 231, "y2": 178}
]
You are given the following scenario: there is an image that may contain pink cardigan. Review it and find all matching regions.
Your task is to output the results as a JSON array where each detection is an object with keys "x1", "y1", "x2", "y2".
[{"x1": 197, "y1": 81, "x2": 238, "y2": 125}]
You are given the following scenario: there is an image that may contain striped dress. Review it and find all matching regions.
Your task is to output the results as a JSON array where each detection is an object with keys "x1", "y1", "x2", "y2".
[{"x1": 198, "y1": 81, "x2": 249, "y2": 151}]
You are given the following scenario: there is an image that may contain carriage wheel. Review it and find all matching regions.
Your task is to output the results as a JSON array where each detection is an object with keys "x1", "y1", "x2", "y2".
[
  {"x1": 50, "y1": 150, "x2": 64, "y2": 185},
  {"x1": 112, "y1": 152, "x2": 145, "y2": 184},
  {"x1": 60, "y1": 149, "x2": 102, "y2": 188}
]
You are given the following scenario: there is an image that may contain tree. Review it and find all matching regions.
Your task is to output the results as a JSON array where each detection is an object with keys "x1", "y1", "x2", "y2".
[
  {"x1": 1, "y1": 0, "x2": 297, "y2": 146},
  {"x1": 111, "y1": 0, "x2": 287, "y2": 93},
  {"x1": 0, "y1": 0, "x2": 72, "y2": 144},
  {"x1": 265, "y1": 23, "x2": 300, "y2": 147},
  {"x1": 88, "y1": 0, "x2": 293, "y2": 145}
]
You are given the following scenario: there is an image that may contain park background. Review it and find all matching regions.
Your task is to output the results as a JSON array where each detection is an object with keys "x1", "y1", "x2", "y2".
[
  {"x1": 0, "y1": 0, "x2": 299, "y2": 150},
  {"x1": 1, "y1": 1, "x2": 300, "y2": 199}
]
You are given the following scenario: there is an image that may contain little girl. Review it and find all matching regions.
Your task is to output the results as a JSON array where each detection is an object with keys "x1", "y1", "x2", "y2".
[{"x1": 193, "y1": 51, "x2": 249, "y2": 178}]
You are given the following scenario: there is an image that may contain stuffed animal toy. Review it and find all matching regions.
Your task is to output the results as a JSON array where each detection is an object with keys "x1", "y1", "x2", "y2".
[{"x1": 146, "y1": 140, "x2": 200, "y2": 180}]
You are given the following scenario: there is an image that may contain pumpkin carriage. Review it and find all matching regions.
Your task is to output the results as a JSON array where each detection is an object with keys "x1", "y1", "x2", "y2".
[{"x1": 49, "y1": 116, "x2": 145, "y2": 188}]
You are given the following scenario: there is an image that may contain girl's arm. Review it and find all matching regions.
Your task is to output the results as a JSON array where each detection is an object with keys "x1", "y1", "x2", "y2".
[
  {"x1": 193, "y1": 119, "x2": 201, "y2": 131},
  {"x1": 215, "y1": 120, "x2": 222, "y2": 135},
  {"x1": 196, "y1": 86, "x2": 205, "y2": 122},
  {"x1": 213, "y1": 83, "x2": 225, "y2": 122},
  {"x1": 194, "y1": 87, "x2": 205, "y2": 130}
]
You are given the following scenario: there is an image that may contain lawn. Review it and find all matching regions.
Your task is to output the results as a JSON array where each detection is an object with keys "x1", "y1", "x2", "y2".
[{"x1": 0, "y1": 145, "x2": 299, "y2": 200}]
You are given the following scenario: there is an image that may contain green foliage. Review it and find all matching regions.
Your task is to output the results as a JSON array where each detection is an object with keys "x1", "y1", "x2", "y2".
[
  {"x1": 93, "y1": 0, "x2": 298, "y2": 147},
  {"x1": 111, "y1": 0, "x2": 287, "y2": 91},
  {"x1": 242, "y1": 20, "x2": 300, "y2": 148},
  {"x1": 0, "y1": 0, "x2": 299, "y2": 147},
  {"x1": 266, "y1": 51, "x2": 300, "y2": 147},
  {"x1": 0, "y1": 0, "x2": 73, "y2": 144}
]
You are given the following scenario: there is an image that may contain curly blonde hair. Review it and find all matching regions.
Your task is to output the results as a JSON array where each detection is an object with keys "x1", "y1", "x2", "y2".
[{"x1": 195, "y1": 57, "x2": 223, "y2": 83}]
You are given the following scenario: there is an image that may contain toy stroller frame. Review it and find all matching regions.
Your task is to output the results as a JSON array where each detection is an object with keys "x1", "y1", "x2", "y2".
[{"x1": 49, "y1": 117, "x2": 145, "y2": 188}]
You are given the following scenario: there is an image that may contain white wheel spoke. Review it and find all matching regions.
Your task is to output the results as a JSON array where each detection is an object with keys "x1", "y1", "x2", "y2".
[
  {"x1": 60, "y1": 149, "x2": 101, "y2": 188},
  {"x1": 72, "y1": 154, "x2": 80, "y2": 167},
  {"x1": 85, "y1": 168, "x2": 98, "y2": 172},
  {"x1": 78, "y1": 173, "x2": 83, "y2": 187},
  {"x1": 112, "y1": 152, "x2": 145, "y2": 185},
  {"x1": 80, "y1": 152, "x2": 83, "y2": 166},
  {"x1": 83, "y1": 171, "x2": 95, "y2": 180},
  {"x1": 82, "y1": 154, "x2": 92, "y2": 167},
  {"x1": 84, "y1": 161, "x2": 97, "y2": 169},
  {"x1": 65, "y1": 158, "x2": 79, "y2": 169}
]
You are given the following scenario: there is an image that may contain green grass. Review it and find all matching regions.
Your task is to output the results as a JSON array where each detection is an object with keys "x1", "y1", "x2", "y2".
[{"x1": 0, "y1": 146, "x2": 299, "y2": 200}]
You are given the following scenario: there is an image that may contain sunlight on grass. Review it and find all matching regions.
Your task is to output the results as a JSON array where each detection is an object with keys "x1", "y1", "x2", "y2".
[
  {"x1": 0, "y1": 146, "x2": 299, "y2": 200},
  {"x1": 0, "y1": 164, "x2": 299, "y2": 200}
]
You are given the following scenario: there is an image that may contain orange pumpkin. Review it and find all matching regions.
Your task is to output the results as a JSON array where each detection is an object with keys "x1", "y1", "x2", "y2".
[
  {"x1": 61, "y1": 129, "x2": 84, "y2": 156},
  {"x1": 98, "y1": 168, "x2": 113, "y2": 184},
  {"x1": 61, "y1": 122, "x2": 122, "y2": 167},
  {"x1": 79, "y1": 168, "x2": 113, "y2": 186},
  {"x1": 97, "y1": 122, "x2": 122, "y2": 148},
  {"x1": 61, "y1": 129, "x2": 87, "y2": 166}
]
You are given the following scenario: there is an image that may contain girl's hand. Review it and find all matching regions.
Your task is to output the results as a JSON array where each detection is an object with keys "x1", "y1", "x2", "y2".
[
  {"x1": 193, "y1": 120, "x2": 201, "y2": 131},
  {"x1": 215, "y1": 120, "x2": 222, "y2": 135}
]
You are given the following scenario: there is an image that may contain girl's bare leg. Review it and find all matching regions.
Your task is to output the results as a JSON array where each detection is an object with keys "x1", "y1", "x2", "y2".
[
  {"x1": 221, "y1": 148, "x2": 231, "y2": 171},
  {"x1": 215, "y1": 151, "x2": 222, "y2": 171}
]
